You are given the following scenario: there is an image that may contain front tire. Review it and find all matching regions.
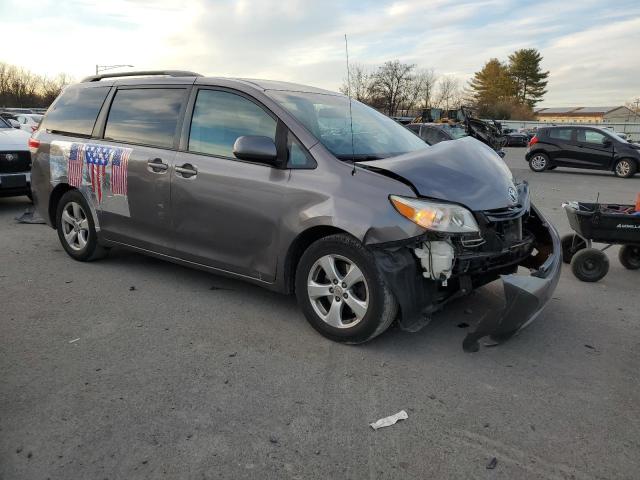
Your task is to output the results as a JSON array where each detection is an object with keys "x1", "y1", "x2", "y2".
[
  {"x1": 571, "y1": 248, "x2": 609, "y2": 282},
  {"x1": 295, "y1": 234, "x2": 397, "y2": 344},
  {"x1": 619, "y1": 245, "x2": 640, "y2": 270},
  {"x1": 614, "y1": 158, "x2": 637, "y2": 178},
  {"x1": 56, "y1": 190, "x2": 108, "y2": 262},
  {"x1": 529, "y1": 153, "x2": 549, "y2": 172}
]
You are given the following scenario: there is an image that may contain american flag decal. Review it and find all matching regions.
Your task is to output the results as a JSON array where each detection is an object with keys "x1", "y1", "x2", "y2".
[
  {"x1": 110, "y1": 148, "x2": 130, "y2": 196},
  {"x1": 68, "y1": 143, "x2": 84, "y2": 187},
  {"x1": 84, "y1": 145, "x2": 110, "y2": 203}
]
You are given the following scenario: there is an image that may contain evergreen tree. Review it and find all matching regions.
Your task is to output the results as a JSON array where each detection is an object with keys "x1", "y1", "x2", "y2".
[
  {"x1": 508, "y1": 48, "x2": 549, "y2": 107},
  {"x1": 468, "y1": 58, "x2": 516, "y2": 117}
]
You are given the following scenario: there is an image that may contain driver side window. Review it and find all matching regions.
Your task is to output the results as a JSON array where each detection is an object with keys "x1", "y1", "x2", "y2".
[{"x1": 188, "y1": 89, "x2": 277, "y2": 158}]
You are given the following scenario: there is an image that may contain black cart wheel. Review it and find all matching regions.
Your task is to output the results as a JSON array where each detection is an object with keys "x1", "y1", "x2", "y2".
[
  {"x1": 561, "y1": 233, "x2": 586, "y2": 264},
  {"x1": 619, "y1": 245, "x2": 640, "y2": 270},
  {"x1": 571, "y1": 248, "x2": 609, "y2": 282}
]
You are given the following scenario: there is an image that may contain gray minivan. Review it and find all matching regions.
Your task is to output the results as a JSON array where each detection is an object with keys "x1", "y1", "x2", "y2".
[{"x1": 30, "y1": 71, "x2": 561, "y2": 350}]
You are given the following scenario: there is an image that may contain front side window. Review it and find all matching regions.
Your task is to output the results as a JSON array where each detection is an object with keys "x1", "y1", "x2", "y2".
[
  {"x1": 104, "y1": 88, "x2": 186, "y2": 148},
  {"x1": 41, "y1": 86, "x2": 110, "y2": 137},
  {"x1": 188, "y1": 89, "x2": 277, "y2": 158},
  {"x1": 267, "y1": 90, "x2": 427, "y2": 160},
  {"x1": 578, "y1": 129, "x2": 607, "y2": 144}
]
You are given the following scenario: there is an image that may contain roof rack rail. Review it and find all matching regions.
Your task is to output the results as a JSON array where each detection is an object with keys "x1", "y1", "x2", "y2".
[{"x1": 81, "y1": 70, "x2": 202, "y2": 82}]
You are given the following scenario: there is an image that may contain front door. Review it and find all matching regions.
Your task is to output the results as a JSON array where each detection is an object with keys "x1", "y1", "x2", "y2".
[
  {"x1": 96, "y1": 86, "x2": 188, "y2": 254},
  {"x1": 170, "y1": 88, "x2": 288, "y2": 282},
  {"x1": 573, "y1": 128, "x2": 614, "y2": 169}
]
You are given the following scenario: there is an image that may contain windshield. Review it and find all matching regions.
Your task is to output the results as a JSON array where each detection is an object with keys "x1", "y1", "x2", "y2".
[
  {"x1": 267, "y1": 90, "x2": 428, "y2": 159},
  {"x1": 441, "y1": 125, "x2": 468, "y2": 139}
]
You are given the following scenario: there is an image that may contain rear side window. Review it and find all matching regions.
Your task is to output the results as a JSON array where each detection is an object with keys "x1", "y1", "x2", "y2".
[
  {"x1": 548, "y1": 128, "x2": 573, "y2": 141},
  {"x1": 104, "y1": 88, "x2": 186, "y2": 149},
  {"x1": 188, "y1": 89, "x2": 276, "y2": 158},
  {"x1": 41, "y1": 86, "x2": 110, "y2": 137}
]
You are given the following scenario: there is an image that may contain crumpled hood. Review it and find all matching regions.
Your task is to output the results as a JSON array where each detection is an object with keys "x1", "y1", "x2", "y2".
[
  {"x1": 0, "y1": 128, "x2": 30, "y2": 150},
  {"x1": 361, "y1": 137, "x2": 518, "y2": 211}
]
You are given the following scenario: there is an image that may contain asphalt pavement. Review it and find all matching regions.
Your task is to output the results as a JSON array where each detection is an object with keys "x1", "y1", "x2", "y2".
[{"x1": 1, "y1": 149, "x2": 639, "y2": 479}]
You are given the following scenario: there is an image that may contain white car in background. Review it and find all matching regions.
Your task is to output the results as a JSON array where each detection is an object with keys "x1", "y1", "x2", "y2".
[
  {"x1": 15, "y1": 113, "x2": 43, "y2": 133},
  {"x1": 0, "y1": 116, "x2": 32, "y2": 199}
]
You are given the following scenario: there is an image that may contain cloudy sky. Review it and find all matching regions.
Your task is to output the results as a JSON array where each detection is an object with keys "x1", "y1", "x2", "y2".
[{"x1": 2, "y1": 0, "x2": 639, "y2": 106}]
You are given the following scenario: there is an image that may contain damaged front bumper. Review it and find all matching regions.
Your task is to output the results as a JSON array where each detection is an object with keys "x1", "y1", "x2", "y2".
[{"x1": 371, "y1": 202, "x2": 561, "y2": 352}]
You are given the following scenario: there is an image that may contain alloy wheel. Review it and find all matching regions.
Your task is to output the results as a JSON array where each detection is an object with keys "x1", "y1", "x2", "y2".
[
  {"x1": 531, "y1": 155, "x2": 547, "y2": 171},
  {"x1": 307, "y1": 254, "x2": 369, "y2": 329},
  {"x1": 616, "y1": 160, "x2": 631, "y2": 177},
  {"x1": 60, "y1": 201, "x2": 89, "y2": 251}
]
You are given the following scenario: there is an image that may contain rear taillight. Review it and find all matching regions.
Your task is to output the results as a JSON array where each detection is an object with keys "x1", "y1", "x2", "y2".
[
  {"x1": 528, "y1": 135, "x2": 538, "y2": 147},
  {"x1": 28, "y1": 137, "x2": 40, "y2": 155}
]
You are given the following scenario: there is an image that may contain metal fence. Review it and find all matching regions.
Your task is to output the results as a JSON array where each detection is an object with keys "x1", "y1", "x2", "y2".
[{"x1": 495, "y1": 120, "x2": 640, "y2": 142}]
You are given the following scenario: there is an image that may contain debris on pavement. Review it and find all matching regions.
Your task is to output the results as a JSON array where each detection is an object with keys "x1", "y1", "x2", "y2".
[
  {"x1": 129, "y1": 286, "x2": 136, "y2": 291},
  {"x1": 369, "y1": 410, "x2": 408, "y2": 430},
  {"x1": 15, "y1": 206, "x2": 46, "y2": 224},
  {"x1": 68, "y1": 338, "x2": 80, "y2": 344},
  {"x1": 486, "y1": 457, "x2": 498, "y2": 469},
  {"x1": 457, "y1": 322, "x2": 470, "y2": 328}
]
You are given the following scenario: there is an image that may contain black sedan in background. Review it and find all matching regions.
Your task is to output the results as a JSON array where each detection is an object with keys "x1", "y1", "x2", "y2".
[
  {"x1": 526, "y1": 126, "x2": 639, "y2": 178},
  {"x1": 406, "y1": 123, "x2": 467, "y2": 145}
]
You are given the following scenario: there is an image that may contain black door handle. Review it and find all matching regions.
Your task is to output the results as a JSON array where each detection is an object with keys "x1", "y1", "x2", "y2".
[
  {"x1": 175, "y1": 163, "x2": 197, "y2": 178},
  {"x1": 147, "y1": 158, "x2": 168, "y2": 172}
]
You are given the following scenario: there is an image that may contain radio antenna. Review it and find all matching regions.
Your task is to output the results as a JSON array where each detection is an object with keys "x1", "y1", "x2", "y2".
[{"x1": 344, "y1": 34, "x2": 356, "y2": 175}]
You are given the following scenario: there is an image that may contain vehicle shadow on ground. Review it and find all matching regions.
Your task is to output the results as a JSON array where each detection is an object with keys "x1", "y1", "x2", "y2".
[
  {"x1": 103, "y1": 246, "x2": 523, "y2": 355},
  {"x1": 542, "y1": 169, "x2": 639, "y2": 180}
]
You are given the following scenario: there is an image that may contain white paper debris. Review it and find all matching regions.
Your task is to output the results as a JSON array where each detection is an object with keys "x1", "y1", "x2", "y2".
[
  {"x1": 69, "y1": 338, "x2": 80, "y2": 344},
  {"x1": 369, "y1": 410, "x2": 408, "y2": 430}
]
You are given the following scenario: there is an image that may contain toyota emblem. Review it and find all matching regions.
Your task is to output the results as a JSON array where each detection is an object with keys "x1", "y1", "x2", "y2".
[{"x1": 508, "y1": 186, "x2": 518, "y2": 204}]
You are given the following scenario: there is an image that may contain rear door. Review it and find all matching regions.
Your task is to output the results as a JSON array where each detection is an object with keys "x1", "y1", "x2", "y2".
[
  {"x1": 543, "y1": 128, "x2": 575, "y2": 165},
  {"x1": 169, "y1": 87, "x2": 289, "y2": 282},
  {"x1": 573, "y1": 128, "x2": 614, "y2": 169},
  {"x1": 96, "y1": 86, "x2": 189, "y2": 254}
]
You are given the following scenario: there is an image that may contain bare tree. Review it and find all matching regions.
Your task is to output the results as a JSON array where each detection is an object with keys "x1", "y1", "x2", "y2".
[
  {"x1": 435, "y1": 75, "x2": 461, "y2": 112},
  {"x1": 339, "y1": 63, "x2": 375, "y2": 103},
  {"x1": 413, "y1": 68, "x2": 438, "y2": 109},
  {"x1": 370, "y1": 60, "x2": 416, "y2": 116},
  {"x1": 0, "y1": 62, "x2": 72, "y2": 108}
]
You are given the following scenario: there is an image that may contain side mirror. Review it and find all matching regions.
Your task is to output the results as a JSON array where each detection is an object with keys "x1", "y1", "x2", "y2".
[
  {"x1": 602, "y1": 138, "x2": 612, "y2": 148},
  {"x1": 233, "y1": 136, "x2": 278, "y2": 164},
  {"x1": 8, "y1": 119, "x2": 20, "y2": 129}
]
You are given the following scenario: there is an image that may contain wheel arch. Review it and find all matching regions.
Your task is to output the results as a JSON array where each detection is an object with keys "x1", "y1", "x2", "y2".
[
  {"x1": 49, "y1": 184, "x2": 100, "y2": 232},
  {"x1": 282, "y1": 225, "x2": 354, "y2": 294}
]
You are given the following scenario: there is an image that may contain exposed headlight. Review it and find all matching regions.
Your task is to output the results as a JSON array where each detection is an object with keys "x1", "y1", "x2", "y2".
[{"x1": 390, "y1": 195, "x2": 479, "y2": 233}]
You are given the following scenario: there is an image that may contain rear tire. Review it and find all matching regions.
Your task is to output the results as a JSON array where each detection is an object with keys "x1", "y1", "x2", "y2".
[
  {"x1": 571, "y1": 248, "x2": 609, "y2": 282},
  {"x1": 56, "y1": 190, "x2": 108, "y2": 262},
  {"x1": 561, "y1": 233, "x2": 586, "y2": 264},
  {"x1": 619, "y1": 245, "x2": 640, "y2": 270},
  {"x1": 614, "y1": 158, "x2": 637, "y2": 178},
  {"x1": 295, "y1": 233, "x2": 397, "y2": 344},
  {"x1": 529, "y1": 153, "x2": 549, "y2": 172}
]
